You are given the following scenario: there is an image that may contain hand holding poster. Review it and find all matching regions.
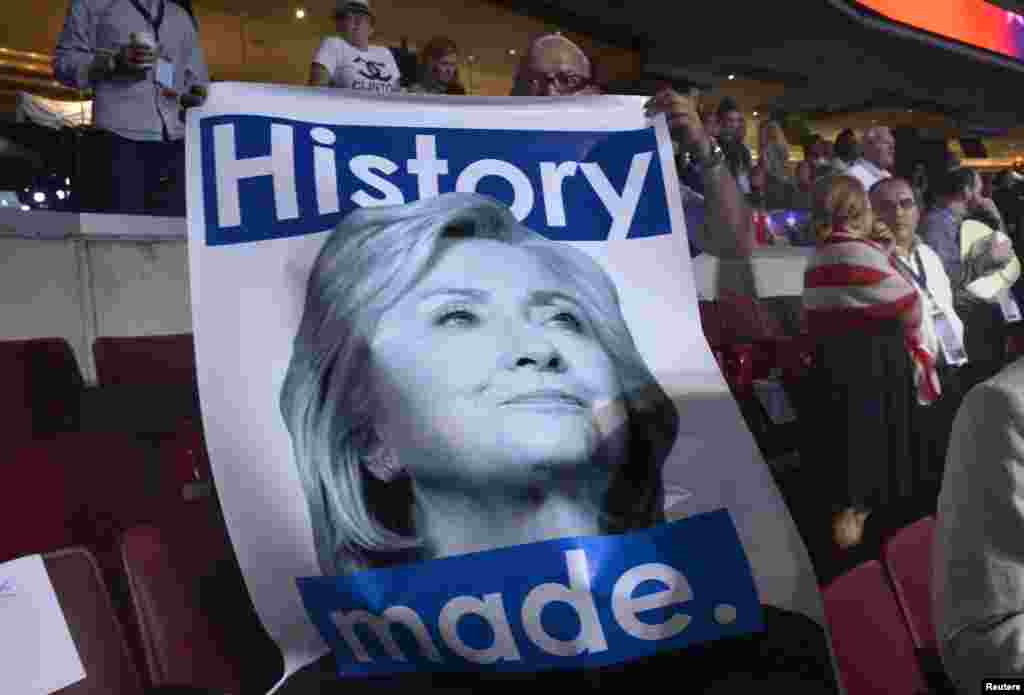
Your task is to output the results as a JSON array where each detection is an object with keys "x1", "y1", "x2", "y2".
[{"x1": 186, "y1": 84, "x2": 840, "y2": 692}]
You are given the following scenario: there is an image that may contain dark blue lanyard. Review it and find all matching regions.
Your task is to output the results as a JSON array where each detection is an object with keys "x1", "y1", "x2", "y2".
[
  {"x1": 129, "y1": 0, "x2": 166, "y2": 40},
  {"x1": 898, "y1": 247, "x2": 931, "y2": 297}
]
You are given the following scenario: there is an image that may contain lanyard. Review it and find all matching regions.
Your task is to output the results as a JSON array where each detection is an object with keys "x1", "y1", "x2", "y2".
[
  {"x1": 129, "y1": 0, "x2": 166, "y2": 40},
  {"x1": 896, "y1": 247, "x2": 933, "y2": 299}
]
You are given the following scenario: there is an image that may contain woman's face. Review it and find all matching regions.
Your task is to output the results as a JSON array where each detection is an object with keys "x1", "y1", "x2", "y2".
[
  {"x1": 430, "y1": 52, "x2": 458, "y2": 85},
  {"x1": 369, "y1": 237, "x2": 629, "y2": 488}
]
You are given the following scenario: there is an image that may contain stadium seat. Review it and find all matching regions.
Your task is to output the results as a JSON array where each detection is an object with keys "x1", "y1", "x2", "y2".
[
  {"x1": 717, "y1": 291, "x2": 786, "y2": 344},
  {"x1": 1, "y1": 439, "x2": 79, "y2": 562},
  {"x1": 0, "y1": 337, "x2": 84, "y2": 442},
  {"x1": 3, "y1": 431, "x2": 171, "y2": 573},
  {"x1": 882, "y1": 516, "x2": 952, "y2": 692},
  {"x1": 882, "y1": 516, "x2": 937, "y2": 651},
  {"x1": 92, "y1": 335, "x2": 197, "y2": 388},
  {"x1": 823, "y1": 560, "x2": 929, "y2": 695},
  {"x1": 86, "y1": 335, "x2": 201, "y2": 437},
  {"x1": 43, "y1": 546, "x2": 146, "y2": 695},
  {"x1": 121, "y1": 505, "x2": 283, "y2": 693}
]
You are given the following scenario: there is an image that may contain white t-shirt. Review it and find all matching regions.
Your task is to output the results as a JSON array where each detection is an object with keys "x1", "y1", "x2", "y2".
[
  {"x1": 846, "y1": 158, "x2": 890, "y2": 193},
  {"x1": 313, "y1": 36, "x2": 401, "y2": 93}
]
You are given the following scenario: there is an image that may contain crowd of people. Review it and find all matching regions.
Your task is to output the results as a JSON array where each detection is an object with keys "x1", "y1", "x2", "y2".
[
  {"x1": 48, "y1": 0, "x2": 1024, "y2": 689},
  {"x1": 794, "y1": 135, "x2": 1024, "y2": 691},
  {"x1": 51, "y1": 0, "x2": 758, "y2": 258}
]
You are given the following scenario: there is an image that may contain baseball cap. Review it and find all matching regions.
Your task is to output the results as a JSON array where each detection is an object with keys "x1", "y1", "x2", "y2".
[{"x1": 335, "y1": 0, "x2": 372, "y2": 17}]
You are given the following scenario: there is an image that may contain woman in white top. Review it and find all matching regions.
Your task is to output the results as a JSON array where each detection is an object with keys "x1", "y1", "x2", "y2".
[{"x1": 308, "y1": 0, "x2": 401, "y2": 93}]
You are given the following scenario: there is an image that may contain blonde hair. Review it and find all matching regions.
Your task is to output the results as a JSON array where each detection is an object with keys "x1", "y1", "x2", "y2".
[
  {"x1": 280, "y1": 192, "x2": 678, "y2": 575},
  {"x1": 812, "y1": 175, "x2": 880, "y2": 243}
]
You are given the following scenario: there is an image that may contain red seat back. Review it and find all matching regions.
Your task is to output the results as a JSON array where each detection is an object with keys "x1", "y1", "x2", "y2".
[
  {"x1": 0, "y1": 337, "x2": 83, "y2": 442},
  {"x1": 717, "y1": 291, "x2": 786, "y2": 344},
  {"x1": 3, "y1": 432, "x2": 171, "y2": 572},
  {"x1": 1, "y1": 440, "x2": 79, "y2": 562},
  {"x1": 44, "y1": 546, "x2": 145, "y2": 695},
  {"x1": 882, "y1": 516, "x2": 938, "y2": 651},
  {"x1": 121, "y1": 506, "x2": 283, "y2": 692},
  {"x1": 823, "y1": 560, "x2": 928, "y2": 695},
  {"x1": 93, "y1": 335, "x2": 197, "y2": 388}
]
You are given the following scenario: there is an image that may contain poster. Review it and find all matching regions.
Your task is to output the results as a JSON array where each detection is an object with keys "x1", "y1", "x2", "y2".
[{"x1": 186, "y1": 83, "x2": 838, "y2": 691}]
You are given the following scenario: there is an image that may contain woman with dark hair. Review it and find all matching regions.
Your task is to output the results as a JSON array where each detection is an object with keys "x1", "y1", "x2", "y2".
[{"x1": 407, "y1": 36, "x2": 467, "y2": 95}]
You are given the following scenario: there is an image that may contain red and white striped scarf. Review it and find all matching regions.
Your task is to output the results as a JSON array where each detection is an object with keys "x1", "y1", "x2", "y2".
[{"x1": 803, "y1": 231, "x2": 941, "y2": 405}]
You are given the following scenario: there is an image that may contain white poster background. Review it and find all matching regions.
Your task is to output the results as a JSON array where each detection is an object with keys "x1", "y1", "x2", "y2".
[{"x1": 187, "y1": 84, "x2": 827, "y2": 687}]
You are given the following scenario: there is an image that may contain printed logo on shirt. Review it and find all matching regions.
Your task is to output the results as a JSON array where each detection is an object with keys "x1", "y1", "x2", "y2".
[
  {"x1": 348, "y1": 56, "x2": 396, "y2": 93},
  {"x1": 355, "y1": 56, "x2": 393, "y2": 83}
]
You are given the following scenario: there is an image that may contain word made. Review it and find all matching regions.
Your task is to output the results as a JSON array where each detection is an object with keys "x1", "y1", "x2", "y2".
[{"x1": 298, "y1": 510, "x2": 763, "y2": 677}]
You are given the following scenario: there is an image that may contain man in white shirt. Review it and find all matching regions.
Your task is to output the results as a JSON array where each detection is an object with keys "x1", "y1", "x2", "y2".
[
  {"x1": 308, "y1": 0, "x2": 400, "y2": 93},
  {"x1": 53, "y1": 0, "x2": 209, "y2": 215},
  {"x1": 847, "y1": 126, "x2": 894, "y2": 192},
  {"x1": 871, "y1": 177, "x2": 967, "y2": 508},
  {"x1": 871, "y1": 178, "x2": 965, "y2": 366}
]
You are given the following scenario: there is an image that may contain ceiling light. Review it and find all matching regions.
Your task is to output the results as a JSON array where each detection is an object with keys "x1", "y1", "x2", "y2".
[
  {"x1": 56, "y1": 190, "x2": 66, "y2": 200},
  {"x1": 65, "y1": 177, "x2": 71, "y2": 186},
  {"x1": 295, "y1": 8, "x2": 305, "y2": 19},
  {"x1": 753, "y1": 111, "x2": 759, "y2": 116},
  {"x1": 727, "y1": 74, "x2": 735, "y2": 80},
  {"x1": 33, "y1": 191, "x2": 45, "y2": 203},
  {"x1": 508, "y1": 49, "x2": 517, "y2": 56}
]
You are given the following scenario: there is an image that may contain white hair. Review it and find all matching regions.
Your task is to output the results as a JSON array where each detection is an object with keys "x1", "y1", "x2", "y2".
[{"x1": 511, "y1": 33, "x2": 592, "y2": 96}]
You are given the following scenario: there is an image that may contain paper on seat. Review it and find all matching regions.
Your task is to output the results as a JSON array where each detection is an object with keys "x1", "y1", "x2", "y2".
[{"x1": 0, "y1": 555, "x2": 86, "y2": 695}]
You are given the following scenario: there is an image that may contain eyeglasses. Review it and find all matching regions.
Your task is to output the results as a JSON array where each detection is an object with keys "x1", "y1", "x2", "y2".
[
  {"x1": 877, "y1": 197, "x2": 917, "y2": 212},
  {"x1": 527, "y1": 72, "x2": 592, "y2": 95}
]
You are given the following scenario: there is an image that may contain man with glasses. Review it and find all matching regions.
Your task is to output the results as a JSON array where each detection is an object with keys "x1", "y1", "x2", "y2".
[
  {"x1": 510, "y1": 34, "x2": 755, "y2": 259},
  {"x1": 871, "y1": 178, "x2": 966, "y2": 512},
  {"x1": 309, "y1": 0, "x2": 401, "y2": 93}
]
